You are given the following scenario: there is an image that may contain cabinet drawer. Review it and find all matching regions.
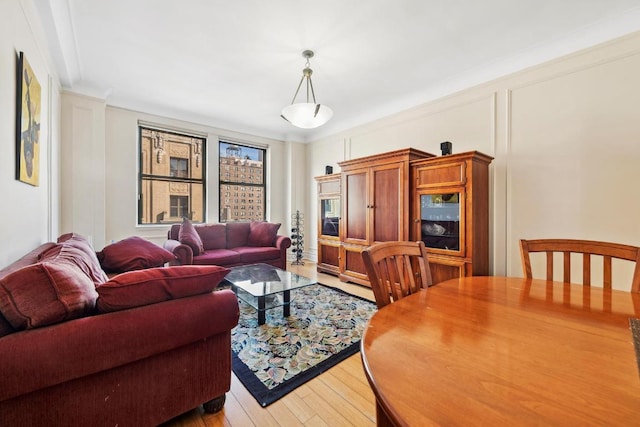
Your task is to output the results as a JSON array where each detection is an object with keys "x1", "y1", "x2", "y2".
[{"x1": 415, "y1": 161, "x2": 466, "y2": 188}]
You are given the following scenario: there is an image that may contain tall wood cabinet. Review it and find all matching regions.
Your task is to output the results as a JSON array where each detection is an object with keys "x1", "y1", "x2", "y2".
[
  {"x1": 410, "y1": 151, "x2": 493, "y2": 284},
  {"x1": 337, "y1": 148, "x2": 433, "y2": 286},
  {"x1": 315, "y1": 174, "x2": 342, "y2": 275}
]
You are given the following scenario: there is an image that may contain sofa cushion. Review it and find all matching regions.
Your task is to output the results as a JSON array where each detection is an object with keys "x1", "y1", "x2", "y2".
[
  {"x1": 226, "y1": 222, "x2": 251, "y2": 248},
  {"x1": 95, "y1": 265, "x2": 230, "y2": 313},
  {"x1": 48, "y1": 233, "x2": 109, "y2": 285},
  {"x1": 234, "y1": 246, "x2": 282, "y2": 264},
  {"x1": 192, "y1": 249, "x2": 242, "y2": 266},
  {"x1": 0, "y1": 261, "x2": 98, "y2": 329},
  {"x1": 248, "y1": 221, "x2": 281, "y2": 247},
  {"x1": 97, "y1": 236, "x2": 175, "y2": 273},
  {"x1": 198, "y1": 224, "x2": 227, "y2": 250},
  {"x1": 179, "y1": 218, "x2": 204, "y2": 256}
]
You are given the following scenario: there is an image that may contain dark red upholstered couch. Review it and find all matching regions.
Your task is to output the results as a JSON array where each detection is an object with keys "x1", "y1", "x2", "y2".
[
  {"x1": 164, "y1": 221, "x2": 292, "y2": 270},
  {"x1": 0, "y1": 234, "x2": 239, "y2": 426}
]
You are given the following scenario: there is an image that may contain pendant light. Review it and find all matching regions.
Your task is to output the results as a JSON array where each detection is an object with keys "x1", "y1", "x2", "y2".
[{"x1": 281, "y1": 50, "x2": 333, "y2": 129}]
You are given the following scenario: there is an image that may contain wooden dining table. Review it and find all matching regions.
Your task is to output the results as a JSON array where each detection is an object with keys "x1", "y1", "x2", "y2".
[{"x1": 360, "y1": 276, "x2": 640, "y2": 426}]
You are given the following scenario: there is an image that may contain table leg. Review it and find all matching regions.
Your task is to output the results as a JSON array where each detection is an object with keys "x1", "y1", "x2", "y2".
[
  {"x1": 283, "y1": 290, "x2": 291, "y2": 317},
  {"x1": 376, "y1": 401, "x2": 396, "y2": 427},
  {"x1": 258, "y1": 296, "x2": 266, "y2": 325}
]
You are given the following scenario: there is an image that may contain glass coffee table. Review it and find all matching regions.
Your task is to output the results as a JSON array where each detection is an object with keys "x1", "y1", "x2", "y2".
[{"x1": 224, "y1": 263, "x2": 316, "y2": 325}]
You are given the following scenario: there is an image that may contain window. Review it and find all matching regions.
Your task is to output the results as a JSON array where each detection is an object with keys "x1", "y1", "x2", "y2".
[
  {"x1": 170, "y1": 195, "x2": 189, "y2": 218},
  {"x1": 219, "y1": 141, "x2": 266, "y2": 222},
  {"x1": 138, "y1": 126, "x2": 206, "y2": 224},
  {"x1": 170, "y1": 157, "x2": 188, "y2": 178}
]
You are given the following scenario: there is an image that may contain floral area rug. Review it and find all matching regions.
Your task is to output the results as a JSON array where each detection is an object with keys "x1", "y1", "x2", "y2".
[{"x1": 231, "y1": 283, "x2": 377, "y2": 407}]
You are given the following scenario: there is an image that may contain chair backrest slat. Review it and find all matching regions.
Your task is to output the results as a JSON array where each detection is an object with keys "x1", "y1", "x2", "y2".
[
  {"x1": 563, "y1": 252, "x2": 571, "y2": 283},
  {"x1": 583, "y1": 253, "x2": 591, "y2": 286},
  {"x1": 604, "y1": 256, "x2": 612, "y2": 288},
  {"x1": 520, "y1": 238, "x2": 640, "y2": 292},
  {"x1": 362, "y1": 241, "x2": 433, "y2": 308}
]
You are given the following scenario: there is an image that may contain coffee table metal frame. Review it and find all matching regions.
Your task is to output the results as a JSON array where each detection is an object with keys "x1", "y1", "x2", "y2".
[{"x1": 224, "y1": 263, "x2": 316, "y2": 325}]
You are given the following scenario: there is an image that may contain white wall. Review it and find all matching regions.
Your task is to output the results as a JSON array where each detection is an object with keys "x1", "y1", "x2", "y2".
[
  {"x1": 60, "y1": 93, "x2": 106, "y2": 248},
  {"x1": 308, "y1": 31, "x2": 640, "y2": 290},
  {"x1": 0, "y1": 0, "x2": 60, "y2": 268}
]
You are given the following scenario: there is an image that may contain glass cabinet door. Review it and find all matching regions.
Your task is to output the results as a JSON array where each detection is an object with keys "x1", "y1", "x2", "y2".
[
  {"x1": 320, "y1": 198, "x2": 340, "y2": 237},
  {"x1": 419, "y1": 192, "x2": 461, "y2": 252}
]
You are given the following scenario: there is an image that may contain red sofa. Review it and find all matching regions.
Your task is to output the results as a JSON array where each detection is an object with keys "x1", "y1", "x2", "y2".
[
  {"x1": 164, "y1": 221, "x2": 292, "y2": 270},
  {"x1": 0, "y1": 234, "x2": 239, "y2": 426}
]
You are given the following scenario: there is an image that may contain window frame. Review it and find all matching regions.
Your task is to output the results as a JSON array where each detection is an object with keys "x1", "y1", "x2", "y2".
[
  {"x1": 137, "y1": 125, "x2": 207, "y2": 225},
  {"x1": 218, "y1": 140, "x2": 266, "y2": 222}
]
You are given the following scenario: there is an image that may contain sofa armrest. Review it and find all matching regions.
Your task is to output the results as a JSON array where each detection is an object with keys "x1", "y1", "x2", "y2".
[
  {"x1": 0, "y1": 289, "x2": 239, "y2": 401},
  {"x1": 275, "y1": 234, "x2": 292, "y2": 250},
  {"x1": 164, "y1": 239, "x2": 193, "y2": 265},
  {"x1": 275, "y1": 235, "x2": 293, "y2": 270}
]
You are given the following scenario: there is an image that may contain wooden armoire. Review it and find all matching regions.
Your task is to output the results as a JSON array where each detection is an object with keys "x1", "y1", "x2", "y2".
[
  {"x1": 337, "y1": 148, "x2": 433, "y2": 286},
  {"x1": 410, "y1": 151, "x2": 493, "y2": 284}
]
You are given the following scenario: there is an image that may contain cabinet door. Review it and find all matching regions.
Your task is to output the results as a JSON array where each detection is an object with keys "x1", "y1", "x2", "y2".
[
  {"x1": 342, "y1": 167, "x2": 369, "y2": 245},
  {"x1": 426, "y1": 254, "x2": 468, "y2": 285},
  {"x1": 339, "y1": 244, "x2": 370, "y2": 286},
  {"x1": 371, "y1": 162, "x2": 404, "y2": 243},
  {"x1": 317, "y1": 239, "x2": 341, "y2": 275},
  {"x1": 414, "y1": 188, "x2": 466, "y2": 257},
  {"x1": 319, "y1": 197, "x2": 340, "y2": 239}
]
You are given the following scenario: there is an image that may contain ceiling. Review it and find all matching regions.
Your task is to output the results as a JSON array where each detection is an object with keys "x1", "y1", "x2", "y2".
[{"x1": 35, "y1": 0, "x2": 640, "y2": 142}]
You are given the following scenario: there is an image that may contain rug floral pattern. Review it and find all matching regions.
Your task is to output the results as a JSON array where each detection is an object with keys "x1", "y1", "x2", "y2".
[{"x1": 231, "y1": 284, "x2": 377, "y2": 391}]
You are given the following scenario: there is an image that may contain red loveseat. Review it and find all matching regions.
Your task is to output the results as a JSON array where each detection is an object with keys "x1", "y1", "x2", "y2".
[
  {"x1": 0, "y1": 234, "x2": 239, "y2": 426},
  {"x1": 164, "y1": 221, "x2": 292, "y2": 270}
]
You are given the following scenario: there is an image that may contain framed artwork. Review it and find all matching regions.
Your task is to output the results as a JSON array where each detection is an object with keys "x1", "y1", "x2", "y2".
[{"x1": 16, "y1": 51, "x2": 41, "y2": 186}]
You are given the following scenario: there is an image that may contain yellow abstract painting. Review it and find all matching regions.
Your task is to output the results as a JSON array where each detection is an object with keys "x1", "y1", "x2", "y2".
[{"x1": 17, "y1": 52, "x2": 41, "y2": 186}]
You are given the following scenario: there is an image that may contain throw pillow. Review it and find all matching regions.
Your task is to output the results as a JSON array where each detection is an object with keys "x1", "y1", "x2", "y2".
[
  {"x1": 226, "y1": 222, "x2": 251, "y2": 248},
  {"x1": 0, "y1": 261, "x2": 98, "y2": 330},
  {"x1": 248, "y1": 222, "x2": 281, "y2": 247},
  {"x1": 97, "y1": 236, "x2": 176, "y2": 273},
  {"x1": 49, "y1": 233, "x2": 109, "y2": 285},
  {"x1": 178, "y1": 218, "x2": 204, "y2": 256},
  {"x1": 95, "y1": 265, "x2": 230, "y2": 313},
  {"x1": 198, "y1": 224, "x2": 227, "y2": 250}
]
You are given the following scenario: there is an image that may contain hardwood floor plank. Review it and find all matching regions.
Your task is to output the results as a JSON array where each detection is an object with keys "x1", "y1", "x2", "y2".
[
  {"x1": 335, "y1": 354, "x2": 372, "y2": 388},
  {"x1": 302, "y1": 414, "x2": 330, "y2": 427},
  {"x1": 229, "y1": 375, "x2": 280, "y2": 427},
  {"x1": 220, "y1": 383, "x2": 255, "y2": 427},
  {"x1": 281, "y1": 389, "x2": 317, "y2": 423},
  {"x1": 300, "y1": 382, "x2": 356, "y2": 427},
  {"x1": 292, "y1": 380, "x2": 314, "y2": 399},
  {"x1": 265, "y1": 399, "x2": 306, "y2": 427},
  {"x1": 201, "y1": 410, "x2": 231, "y2": 427},
  {"x1": 305, "y1": 376, "x2": 375, "y2": 427},
  {"x1": 330, "y1": 364, "x2": 375, "y2": 406},
  {"x1": 320, "y1": 366, "x2": 376, "y2": 421}
]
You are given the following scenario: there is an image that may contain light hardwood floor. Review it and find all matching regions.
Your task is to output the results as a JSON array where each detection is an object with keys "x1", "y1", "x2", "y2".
[{"x1": 162, "y1": 262, "x2": 377, "y2": 427}]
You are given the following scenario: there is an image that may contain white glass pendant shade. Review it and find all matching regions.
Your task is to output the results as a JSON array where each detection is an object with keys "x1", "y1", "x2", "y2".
[
  {"x1": 281, "y1": 50, "x2": 333, "y2": 129},
  {"x1": 281, "y1": 102, "x2": 333, "y2": 129}
]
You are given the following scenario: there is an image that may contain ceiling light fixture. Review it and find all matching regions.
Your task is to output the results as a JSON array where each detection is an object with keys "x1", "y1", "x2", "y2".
[{"x1": 281, "y1": 50, "x2": 333, "y2": 129}]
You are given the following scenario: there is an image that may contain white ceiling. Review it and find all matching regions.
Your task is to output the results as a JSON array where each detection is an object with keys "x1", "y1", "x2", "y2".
[{"x1": 35, "y1": 0, "x2": 640, "y2": 142}]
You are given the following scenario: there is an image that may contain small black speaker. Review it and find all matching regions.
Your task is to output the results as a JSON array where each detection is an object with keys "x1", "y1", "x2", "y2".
[
  {"x1": 440, "y1": 141, "x2": 452, "y2": 156},
  {"x1": 325, "y1": 165, "x2": 333, "y2": 174}
]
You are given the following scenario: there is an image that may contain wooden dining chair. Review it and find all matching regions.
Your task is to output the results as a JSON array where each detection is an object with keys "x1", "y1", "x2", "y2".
[
  {"x1": 362, "y1": 241, "x2": 433, "y2": 308},
  {"x1": 519, "y1": 238, "x2": 640, "y2": 292}
]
